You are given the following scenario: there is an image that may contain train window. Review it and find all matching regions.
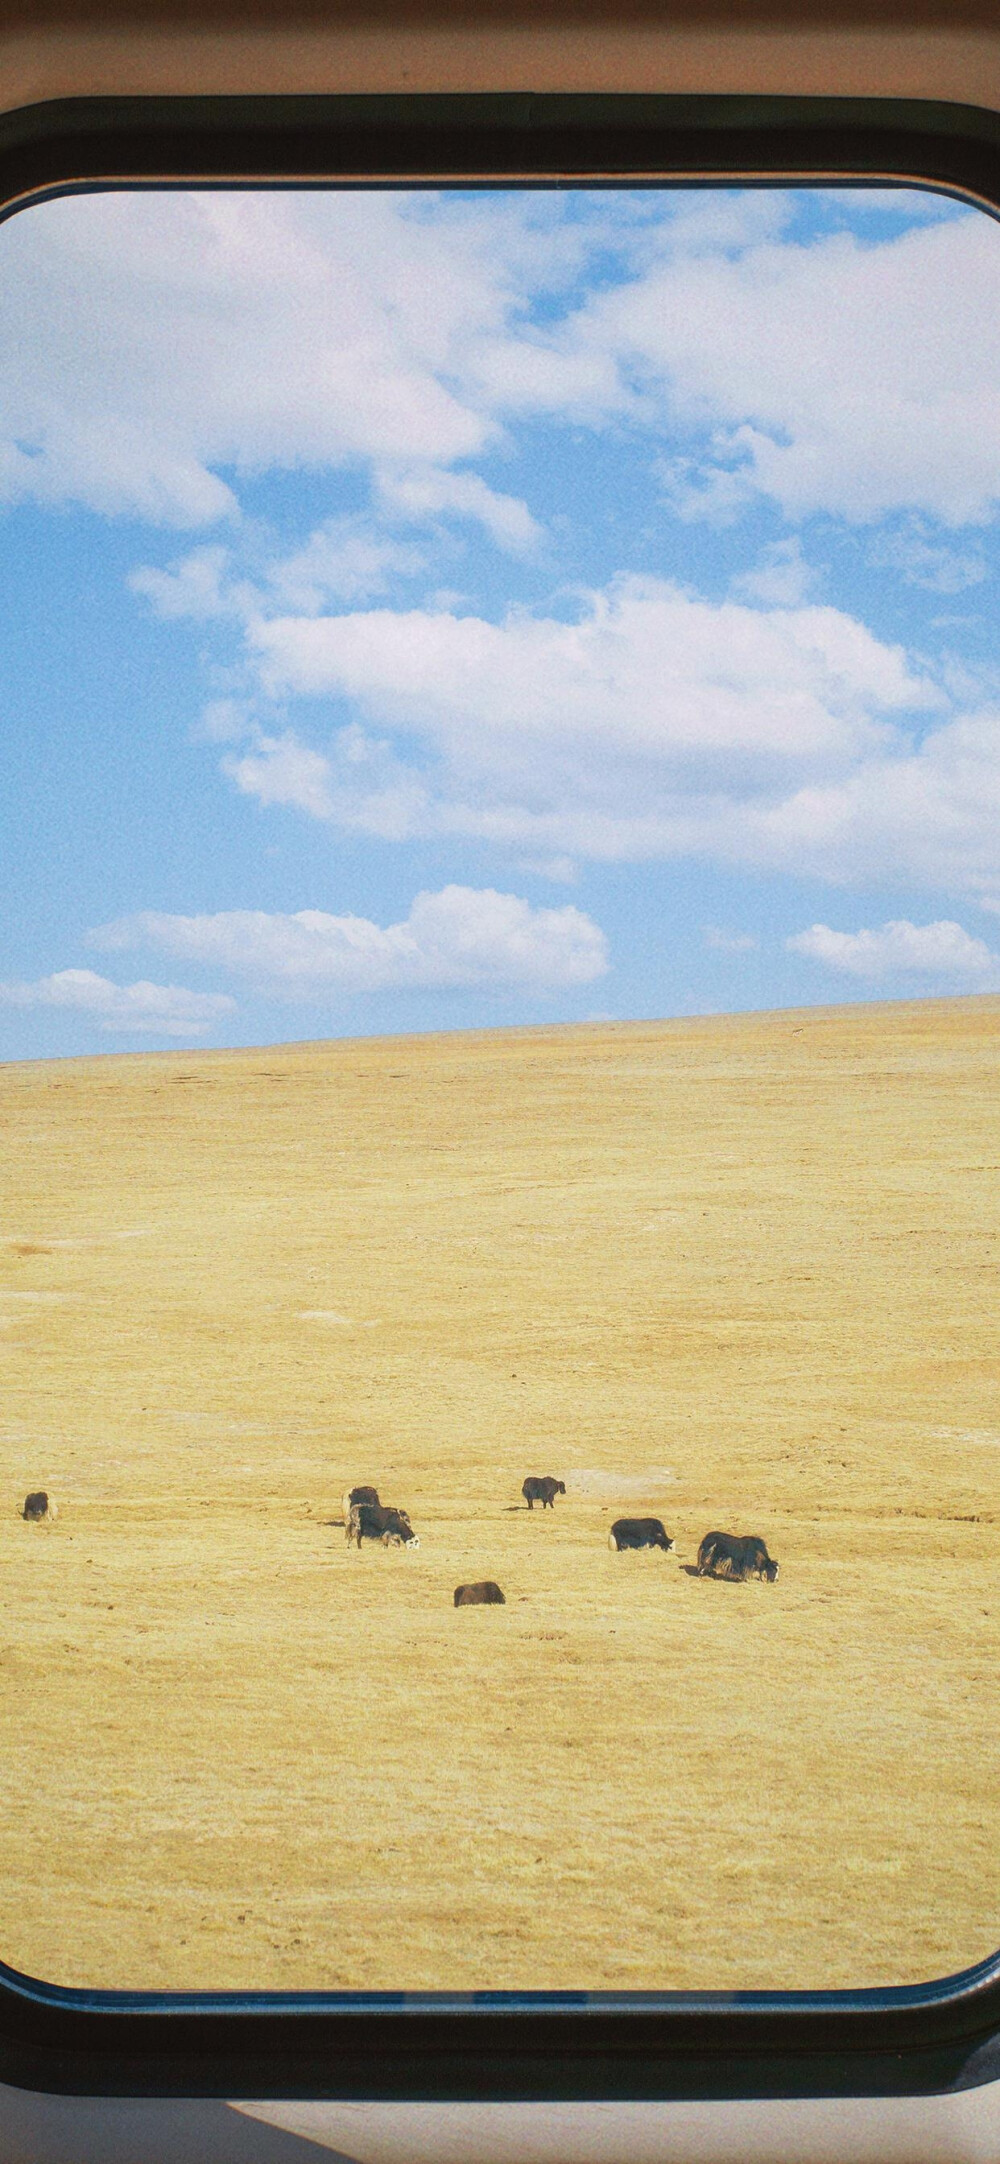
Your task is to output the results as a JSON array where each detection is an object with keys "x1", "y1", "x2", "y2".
[{"x1": 1, "y1": 172, "x2": 998, "y2": 2013}]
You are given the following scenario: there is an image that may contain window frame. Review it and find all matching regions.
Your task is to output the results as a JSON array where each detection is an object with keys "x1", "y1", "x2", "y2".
[{"x1": 1, "y1": 85, "x2": 999, "y2": 2103}]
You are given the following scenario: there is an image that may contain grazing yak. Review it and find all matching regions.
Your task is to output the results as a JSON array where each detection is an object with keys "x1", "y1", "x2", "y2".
[
  {"x1": 21, "y1": 1491, "x2": 56, "y2": 1522},
  {"x1": 454, "y1": 1581, "x2": 505, "y2": 1606},
  {"x1": 522, "y1": 1476, "x2": 566, "y2": 1510},
  {"x1": 697, "y1": 1531, "x2": 778, "y2": 1582},
  {"x1": 347, "y1": 1501, "x2": 419, "y2": 1549},
  {"x1": 608, "y1": 1516, "x2": 674, "y2": 1553},
  {"x1": 342, "y1": 1483, "x2": 379, "y2": 1522}
]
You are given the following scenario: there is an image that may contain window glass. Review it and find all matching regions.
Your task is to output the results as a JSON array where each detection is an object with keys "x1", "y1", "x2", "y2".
[{"x1": 1, "y1": 183, "x2": 998, "y2": 1992}]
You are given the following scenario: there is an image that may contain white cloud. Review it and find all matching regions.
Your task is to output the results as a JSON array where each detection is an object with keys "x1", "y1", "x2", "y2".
[
  {"x1": 738, "y1": 707, "x2": 1000, "y2": 902},
  {"x1": 230, "y1": 578, "x2": 936, "y2": 864},
  {"x1": 196, "y1": 697, "x2": 255, "y2": 743},
  {"x1": 786, "y1": 919, "x2": 997, "y2": 982},
  {"x1": 640, "y1": 190, "x2": 796, "y2": 259},
  {"x1": 132, "y1": 522, "x2": 428, "y2": 631},
  {"x1": 267, "y1": 521, "x2": 424, "y2": 613},
  {"x1": 223, "y1": 734, "x2": 338, "y2": 820},
  {"x1": 129, "y1": 544, "x2": 238, "y2": 619},
  {"x1": 6, "y1": 188, "x2": 996, "y2": 538},
  {"x1": 0, "y1": 969, "x2": 235, "y2": 1033},
  {"x1": 0, "y1": 192, "x2": 511, "y2": 524},
  {"x1": 732, "y1": 538, "x2": 819, "y2": 607},
  {"x1": 376, "y1": 467, "x2": 541, "y2": 553},
  {"x1": 250, "y1": 577, "x2": 930, "y2": 771},
  {"x1": 90, "y1": 887, "x2": 609, "y2": 994},
  {"x1": 518, "y1": 855, "x2": 579, "y2": 884},
  {"x1": 180, "y1": 567, "x2": 1000, "y2": 908},
  {"x1": 808, "y1": 187, "x2": 963, "y2": 222},
  {"x1": 568, "y1": 208, "x2": 1000, "y2": 525},
  {"x1": 867, "y1": 522, "x2": 988, "y2": 594}
]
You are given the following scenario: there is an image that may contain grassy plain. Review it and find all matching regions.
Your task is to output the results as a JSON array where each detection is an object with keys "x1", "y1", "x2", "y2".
[{"x1": 1, "y1": 998, "x2": 998, "y2": 1993}]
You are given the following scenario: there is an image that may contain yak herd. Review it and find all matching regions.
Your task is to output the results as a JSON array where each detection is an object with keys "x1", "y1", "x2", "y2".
[
  {"x1": 20, "y1": 1483, "x2": 779, "y2": 1604},
  {"x1": 341, "y1": 1479, "x2": 779, "y2": 1606}
]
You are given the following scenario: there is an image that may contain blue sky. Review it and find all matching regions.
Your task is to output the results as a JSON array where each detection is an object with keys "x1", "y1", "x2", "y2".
[{"x1": 3, "y1": 180, "x2": 1000, "y2": 1057}]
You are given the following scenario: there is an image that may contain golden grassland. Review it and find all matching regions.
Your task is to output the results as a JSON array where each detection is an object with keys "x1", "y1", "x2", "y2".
[{"x1": 1, "y1": 996, "x2": 998, "y2": 1994}]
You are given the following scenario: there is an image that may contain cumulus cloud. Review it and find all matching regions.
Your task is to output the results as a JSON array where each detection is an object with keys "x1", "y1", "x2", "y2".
[
  {"x1": 91, "y1": 886, "x2": 609, "y2": 994},
  {"x1": 0, "y1": 969, "x2": 235, "y2": 1033},
  {"x1": 738, "y1": 707, "x2": 1000, "y2": 902},
  {"x1": 224, "y1": 577, "x2": 940, "y2": 866},
  {"x1": 196, "y1": 697, "x2": 255, "y2": 743},
  {"x1": 132, "y1": 523, "x2": 429, "y2": 630},
  {"x1": 786, "y1": 919, "x2": 997, "y2": 982},
  {"x1": 0, "y1": 189, "x2": 631, "y2": 533},
  {"x1": 221, "y1": 733, "x2": 338, "y2": 820},
  {"x1": 732, "y1": 538, "x2": 819, "y2": 608},
  {"x1": 129, "y1": 545, "x2": 246, "y2": 619},
  {"x1": 0, "y1": 192, "x2": 505, "y2": 524},
  {"x1": 376, "y1": 467, "x2": 542, "y2": 553},
  {"x1": 867, "y1": 521, "x2": 988, "y2": 594},
  {"x1": 5, "y1": 187, "x2": 999, "y2": 536},
  {"x1": 567, "y1": 208, "x2": 1000, "y2": 525},
  {"x1": 250, "y1": 577, "x2": 930, "y2": 771},
  {"x1": 167, "y1": 560, "x2": 1000, "y2": 907},
  {"x1": 267, "y1": 522, "x2": 424, "y2": 613},
  {"x1": 808, "y1": 187, "x2": 963, "y2": 223}
]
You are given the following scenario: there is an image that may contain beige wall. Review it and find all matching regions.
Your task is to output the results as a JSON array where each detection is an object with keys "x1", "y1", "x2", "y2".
[{"x1": 1, "y1": 0, "x2": 1000, "y2": 117}]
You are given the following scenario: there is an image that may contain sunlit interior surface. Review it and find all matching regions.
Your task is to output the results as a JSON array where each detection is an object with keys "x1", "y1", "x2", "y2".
[{"x1": 1, "y1": 182, "x2": 998, "y2": 1991}]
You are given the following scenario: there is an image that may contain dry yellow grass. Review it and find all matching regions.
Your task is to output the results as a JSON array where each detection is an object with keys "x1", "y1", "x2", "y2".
[{"x1": 1, "y1": 997, "x2": 998, "y2": 1994}]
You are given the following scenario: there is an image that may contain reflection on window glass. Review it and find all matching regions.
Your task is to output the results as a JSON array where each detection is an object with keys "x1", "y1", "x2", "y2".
[{"x1": 1, "y1": 183, "x2": 998, "y2": 1993}]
